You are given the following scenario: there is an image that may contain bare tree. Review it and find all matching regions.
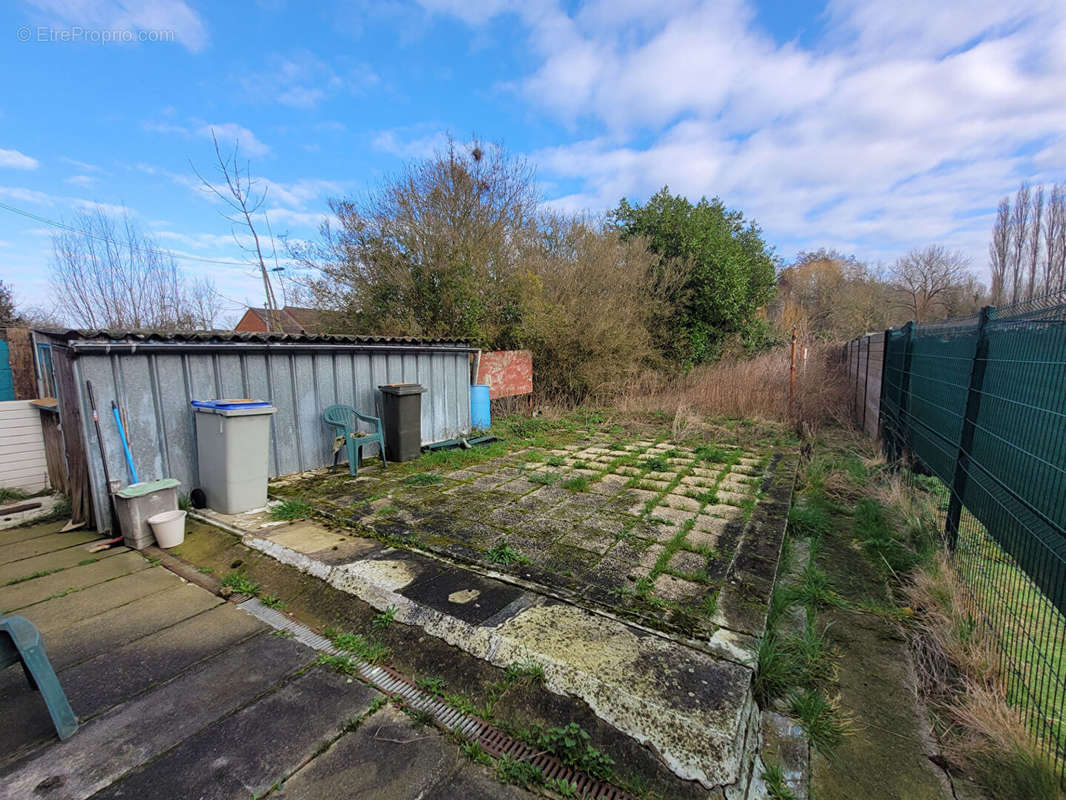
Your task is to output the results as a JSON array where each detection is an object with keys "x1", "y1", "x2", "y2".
[
  {"x1": 1045, "y1": 184, "x2": 1066, "y2": 293},
  {"x1": 192, "y1": 131, "x2": 282, "y2": 331},
  {"x1": 48, "y1": 208, "x2": 217, "y2": 329},
  {"x1": 1008, "y1": 183, "x2": 1031, "y2": 303},
  {"x1": 891, "y1": 245, "x2": 973, "y2": 323},
  {"x1": 1027, "y1": 184, "x2": 1044, "y2": 298},
  {"x1": 989, "y1": 197, "x2": 1011, "y2": 305}
]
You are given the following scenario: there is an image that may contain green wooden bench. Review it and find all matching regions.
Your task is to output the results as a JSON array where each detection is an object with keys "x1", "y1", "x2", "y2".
[
  {"x1": 323, "y1": 404, "x2": 388, "y2": 477},
  {"x1": 1, "y1": 615, "x2": 78, "y2": 740}
]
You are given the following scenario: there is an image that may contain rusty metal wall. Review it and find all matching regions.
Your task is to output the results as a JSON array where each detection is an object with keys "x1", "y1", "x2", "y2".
[
  {"x1": 843, "y1": 332, "x2": 885, "y2": 438},
  {"x1": 46, "y1": 338, "x2": 473, "y2": 533}
]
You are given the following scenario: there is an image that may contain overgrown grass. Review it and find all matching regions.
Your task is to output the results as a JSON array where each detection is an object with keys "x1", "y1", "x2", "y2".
[
  {"x1": 762, "y1": 760, "x2": 799, "y2": 800},
  {"x1": 404, "y1": 472, "x2": 443, "y2": 487},
  {"x1": 270, "y1": 498, "x2": 313, "y2": 521},
  {"x1": 562, "y1": 475, "x2": 588, "y2": 492},
  {"x1": 0, "y1": 486, "x2": 29, "y2": 504},
  {"x1": 325, "y1": 628, "x2": 390, "y2": 664},
  {"x1": 789, "y1": 688, "x2": 845, "y2": 755}
]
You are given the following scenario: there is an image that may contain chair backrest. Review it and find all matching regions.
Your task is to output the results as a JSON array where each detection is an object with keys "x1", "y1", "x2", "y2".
[
  {"x1": 323, "y1": 404, "x2": 355, "y2": 430},
  {"x1": 323, "y1": 404, "x2": 380, "y2": 433}
]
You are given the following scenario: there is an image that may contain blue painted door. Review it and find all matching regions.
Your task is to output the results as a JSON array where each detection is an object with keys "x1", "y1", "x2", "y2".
[{"x1": 0, "y1": 341, "x2": 14, "y2": 401}]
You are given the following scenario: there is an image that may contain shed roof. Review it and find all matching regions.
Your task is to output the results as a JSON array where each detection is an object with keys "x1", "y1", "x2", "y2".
[{"x1": 35, "y1": 328, "x2": 474, "y2": 348}]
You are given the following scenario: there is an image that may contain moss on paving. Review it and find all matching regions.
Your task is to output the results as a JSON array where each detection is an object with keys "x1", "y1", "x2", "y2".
[{"x1": 171, "y1": 518, "x2": 703, "y2": 800}]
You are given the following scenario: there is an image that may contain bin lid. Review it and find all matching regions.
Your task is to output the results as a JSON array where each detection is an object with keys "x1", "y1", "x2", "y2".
[
  {"x1": 192, "y1": 399, "x2": 272, "y2": 409},
  {"x1": 116, "y1": 478, "x2": 180, "y2": 498},
  {"x1": 378, "y1": 383, "x2": 427, "y2": 396}
]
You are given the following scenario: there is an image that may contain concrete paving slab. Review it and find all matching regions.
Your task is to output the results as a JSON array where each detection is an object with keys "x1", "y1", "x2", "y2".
[
  {"x1": 15, "y1": 567, "x2": 186, "y2": 633},
  {"x1": 0, "y1": 631, "x2": 315, "y2": 800},
  {"x1": 0, "y1": 531, "x2": 100, "y2": 566},
  {"x1": 21, "y1": 582, "x2": 221, "y2": 672},
  {"x1": 0, "y1": 545, "x2": 125, "y2": 587},
  {"x1": 92, "y1": 667, "x2": 381, "y2": 800},
  {"x1": 654, "y1": 573, "x2": 706, "y2": 602},
  {"x1": 0, "y1": 551, "x2": 149, "y2": 613},
  {"x1": 400, "y1": 566, "x2": 527, "y2": 625},
  {"x1": 0, "y1": 603, "x2": 265, "y2": 758},
  {"x1": 0, "y1": 522, "x2": 75, "y2": 546},
  {"x1": 276, "y1": 706, "x2": 533, "y2": 800}
]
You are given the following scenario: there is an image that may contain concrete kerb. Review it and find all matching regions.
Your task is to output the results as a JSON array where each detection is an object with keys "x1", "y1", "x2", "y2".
[{"x1": 247, "y1": 533, "x2": 756, "y2": 790}]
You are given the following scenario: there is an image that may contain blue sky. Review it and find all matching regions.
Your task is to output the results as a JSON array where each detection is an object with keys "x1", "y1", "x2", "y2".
[{"x1": 1, "y1": 0, "x2": 1064, "y2": 324}]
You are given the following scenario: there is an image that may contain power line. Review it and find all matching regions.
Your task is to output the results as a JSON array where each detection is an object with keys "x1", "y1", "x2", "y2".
[{"x1": 0, "y1": 198, "x2": 271, "y2": 268}]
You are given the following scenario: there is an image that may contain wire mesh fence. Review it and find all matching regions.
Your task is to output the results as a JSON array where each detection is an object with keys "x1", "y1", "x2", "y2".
[{"x1": 851, "y1": 291, "x2": 1066, "y2": 777}]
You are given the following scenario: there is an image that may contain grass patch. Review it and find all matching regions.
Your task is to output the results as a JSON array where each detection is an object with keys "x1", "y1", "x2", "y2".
[
  {"x1": 546, "y1": 455, "x2": 566, "y2": 467},
  {"x1": 0, "y1": 487, "x2": 30, "y2": 504},
  {"x1": 404, "y1": 472, "x2": 443, "y2": 487},
  {"x1": 762, "y1": 760, "x2": 799, "y2": 800},
  {"x1": 505, "y1": 658, "x2": 545, "y2": 684},
  {"x1": 260, "y1": 593, "x2": 285, "y2": 609},
  {"x1": 789, "y1": 688, "x2": 845, "y2": 755},
  {"x1": 561, "y1": 476, "x2": 588, "y2": 492},
  {"x1": 372, "y1": 606, "x2": 396, "y2": 629},
  {"x1": 495, "y1": 753, "x2": 544, "y2": 789},
  {"x1": 415, "y1": 676, "x2": 447, "y2": 696},
  {"x1": 221, "y1": 571, "x2": 260, "y2": 596},
  {"x1": 270, "y1": 498, "x2": 313, "y2": 521},
  {"x1": 531, "y1": 722, "x2": 614, "y2": 780},
  {"x1": 641, "y1": 455, "x2": 669, "y2": 472},
  {"x1": 327, "y1": 629, "x2": 390, "y2": 664},
  {"x1": 528, "y1": 471, "x2": 560, "y2": 486},
  {"x1": 787, "y1": 501, "x2": 832, "y2": 539},
  {"x1": 486, "y1": 539, "x2": 529, "y2": 565}
]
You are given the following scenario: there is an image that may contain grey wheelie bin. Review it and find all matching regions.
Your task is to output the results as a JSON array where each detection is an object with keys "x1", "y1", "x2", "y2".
[
  {"x1": 192, "y1": 399, "x2": 276, "y2": 514},
  {"x1": 378, "y1": 383, "x2": 426, "y2": 462}
]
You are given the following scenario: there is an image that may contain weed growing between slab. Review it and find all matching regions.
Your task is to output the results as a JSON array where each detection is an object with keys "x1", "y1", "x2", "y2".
[
  {"x1": 221, "y1": 570, "x2": 260, "y2": 596},
  {"x1": 270, "y1": 497, "x2": 313, "y2": 521}
]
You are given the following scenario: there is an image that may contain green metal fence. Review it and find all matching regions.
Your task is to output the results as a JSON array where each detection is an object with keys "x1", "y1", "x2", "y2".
[{"x1": 870, "y1": 293, "x2": 1066, "y2": 776}]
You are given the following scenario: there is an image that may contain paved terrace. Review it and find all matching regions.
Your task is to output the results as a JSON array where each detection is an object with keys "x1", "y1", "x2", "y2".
[
  {"x1": 0, "y1": 520, "x2": 532, "y2": 800},
  {"x1": 203, "y1": 422, "x2": 797, "y2": 793}
]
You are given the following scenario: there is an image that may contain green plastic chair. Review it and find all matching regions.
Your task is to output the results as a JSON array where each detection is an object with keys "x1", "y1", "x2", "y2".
[
  {"x1": 323, "y1": 404, "x2": 387, "y2": 477},
  {"x1": 1, "y1": 615, "x2": 78, "y2": 740}
]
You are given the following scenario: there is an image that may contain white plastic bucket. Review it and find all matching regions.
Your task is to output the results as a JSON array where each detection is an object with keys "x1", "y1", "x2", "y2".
[{"x1": 147, "y1": 509, "x2": 187, "y2": 548}]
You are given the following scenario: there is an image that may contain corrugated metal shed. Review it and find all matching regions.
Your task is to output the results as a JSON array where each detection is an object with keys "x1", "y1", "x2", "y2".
[{"x1": 37, "y1": 329, "x2": 476, "y2": 533}]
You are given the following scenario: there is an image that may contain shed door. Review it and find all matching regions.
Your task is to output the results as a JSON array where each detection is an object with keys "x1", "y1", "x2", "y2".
[{"x1": 0, "y1": 341, "x2": 14, "y2": 401}]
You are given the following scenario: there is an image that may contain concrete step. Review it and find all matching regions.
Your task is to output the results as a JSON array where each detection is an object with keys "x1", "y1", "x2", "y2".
[{"x1": 0, "y1": 630, "x2": 317, "y2": 800}]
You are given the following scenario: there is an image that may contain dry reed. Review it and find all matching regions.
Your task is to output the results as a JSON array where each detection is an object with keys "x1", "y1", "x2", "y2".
[{"x1": 618, "y1": 344, "x2": 850, "y2": 431}]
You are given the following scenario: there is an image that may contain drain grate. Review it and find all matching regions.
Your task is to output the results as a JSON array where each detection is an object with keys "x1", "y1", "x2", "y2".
[{"x1": 239, "y1": 598, "x2": 635, "y2": 799}]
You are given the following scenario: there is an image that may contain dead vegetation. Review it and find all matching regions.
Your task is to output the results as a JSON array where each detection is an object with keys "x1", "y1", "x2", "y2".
[
  {"x1": 904, "y1": 555, "x2": 1064, "y2": 800},
  {"x1": 618, "y1": 344, "x2": 850, "y2": 432}
]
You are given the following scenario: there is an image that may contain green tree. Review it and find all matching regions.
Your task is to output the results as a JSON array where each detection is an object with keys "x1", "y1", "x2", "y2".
[
  {"x1": 296, "y1": 137, "x2": 537, "y2": 347},
  {"x1": 610, "y1": 187, "x2": 777, "y2": 363}
]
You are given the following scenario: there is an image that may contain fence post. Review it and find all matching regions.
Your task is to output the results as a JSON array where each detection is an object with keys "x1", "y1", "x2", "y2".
[
  {"x1": 877, "y1": 329, "x2": 890, "y2": 444},
  {"x1": 895, "y1": 321, "x2": 915, "y2": 461},
  {"x1": 861, "y1": 335, "x2": 870, "y2": 432},
  {"x1": 945, "y1": 306, "x2": 994, "y2": 550}
]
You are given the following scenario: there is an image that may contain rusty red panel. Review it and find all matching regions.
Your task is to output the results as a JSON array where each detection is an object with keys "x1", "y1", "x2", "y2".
[{"x1": 476, "y1": 350, "x2": 533, "y2": 399}]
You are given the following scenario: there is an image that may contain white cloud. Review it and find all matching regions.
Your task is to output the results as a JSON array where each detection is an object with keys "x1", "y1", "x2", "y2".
[
  {"x1": 0, "y1": 185, "x2": 53, "y2": 204},
  {"x1": 65, "y1": 174, "x2": 97, "y2": 187},
  {"x1": 24, "y1": 0, "x2": 209, "y2": 52},
  {"x1": 372, "y1": 128, "x2": 452, "y2": 160},
  {"x1": 0, "y1": 148, "x2": 39, "y2": 170},
  {"x1": 236, "y1": 51, "x2": 379, "y2": 109},
  {"x1": 430, "y1": 0, "x2": 1066, "y2": 275},
  {"x1": 143, "y1": 118, "x2": 272, "y2": 157}
]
